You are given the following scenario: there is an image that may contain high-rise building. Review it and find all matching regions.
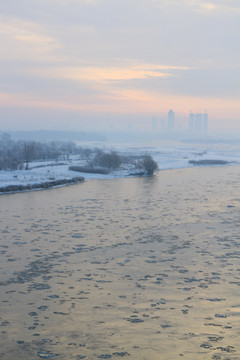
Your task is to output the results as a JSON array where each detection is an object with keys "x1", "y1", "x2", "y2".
[
  {"x1": 203, "y1": 112, "x2": 208, "y2": 135},
  {"x1": 189, "y1": 112, "x2": 195, "y2": 132},
  {"x1": 195, "y1": 113, "x2": 202, "y2": 135},
  {"x1": 168, "y1": 110, "x2": 175, "y2": 131},
  {"x1": 161, "y1": 119, "x2": 165, "y2": 131},
  {"x1": 152, "y1": 117, "x2": 157, "y2": 132},
  {"x1": 127, "y1": 123, "x2": 132, "y2": 132}
]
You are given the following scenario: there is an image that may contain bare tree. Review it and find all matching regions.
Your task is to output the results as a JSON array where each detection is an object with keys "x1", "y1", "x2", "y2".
[
  {"x1": 140, "y1": 154, "x2": 158, "y2": 175},
  {"x1": 23, "y1": 142, "x2": 36, "y2": 170},
  {"x1": 93, "y1": 151, "x2": 122, "y2": 169}
]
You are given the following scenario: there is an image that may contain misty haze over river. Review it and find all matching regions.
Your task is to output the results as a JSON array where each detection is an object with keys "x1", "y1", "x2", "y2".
[{"x1": 1, "y1": 0, "x2": 240, "y2": 357}]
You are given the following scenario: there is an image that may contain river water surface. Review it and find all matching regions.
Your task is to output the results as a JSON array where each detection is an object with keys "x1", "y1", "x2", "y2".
[{"x1": 1, "y1": 166, "x2": 240, "y2": 360}]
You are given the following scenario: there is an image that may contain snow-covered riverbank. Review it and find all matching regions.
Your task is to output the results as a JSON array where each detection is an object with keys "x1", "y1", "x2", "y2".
[
  {"x1": 1, "y1": 139, "x2": 239, "y2": 194},
  {"x1": 0, "y1": 159, "x2": 141, "y2": 194}
]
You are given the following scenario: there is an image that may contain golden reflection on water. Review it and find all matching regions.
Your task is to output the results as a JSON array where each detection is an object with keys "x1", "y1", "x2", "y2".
[{"x1": 1, "y1": 166, "x2": 240, "y2": 360}]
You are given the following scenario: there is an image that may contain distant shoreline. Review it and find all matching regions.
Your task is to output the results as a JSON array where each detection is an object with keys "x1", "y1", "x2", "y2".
[{"x1": 188, "y1": 159, "x2": 231, "y2": 166}]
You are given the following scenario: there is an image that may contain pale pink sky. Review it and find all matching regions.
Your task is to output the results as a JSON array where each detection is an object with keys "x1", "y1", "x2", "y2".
[{"x1": 0, "y1": 0, "x2": 239, "y2": 134}]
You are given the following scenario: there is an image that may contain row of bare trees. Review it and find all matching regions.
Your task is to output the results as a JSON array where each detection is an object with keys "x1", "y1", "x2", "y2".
[
  {"x1": 88, "y1": 150, "x2": 158, "y2": 175},
  {"x1": 0, "y1": 133, "x2": 78, "y2": 170},
  {"x1": 0, "y1": 133, "x2": 159, "y2": 175}
]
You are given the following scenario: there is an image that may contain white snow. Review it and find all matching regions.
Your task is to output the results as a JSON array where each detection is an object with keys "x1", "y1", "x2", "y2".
[
  {"x1": 0, "y1": 163, "x2": 109, "y2": 189},
  {"x1": 1, "y1": 140, "x2": 239, "y2": 192},
  {"x1": 0, "y1": 158, "x2": 137, "y2": 191}
]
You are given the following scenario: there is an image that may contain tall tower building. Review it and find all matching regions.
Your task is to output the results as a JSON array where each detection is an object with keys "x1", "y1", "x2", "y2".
[
  {"x1": 168, "y1": 110, "x2": 175, "y2": 131},
  {"x1": 203, "y1": 112, "x2": 208, "y2": 135},
  {"x1": 195, "y1": 113, "x2": 202, "y2": 135},
  {"x1": 161, "y1": 119, "x2": 165, "y2": 131},
  {"x1": 152, "y1": 117, "x2": 157, "y2": 132},
  {"x1": 189, "y1": 112, "x2": 195, "y2": 132}
]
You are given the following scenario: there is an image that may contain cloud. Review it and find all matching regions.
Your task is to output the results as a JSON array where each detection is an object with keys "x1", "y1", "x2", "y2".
[
  {"x1": 15, "y1": 34, "x2": 54, "y2": 43},
  {"x1": 0, "y1": 16, "x2": 61, "y2": 61},
  {"x1": 0, "y1": 0, "x2": 239, "y2": 132},
  {"x1": 1, "y1": 90, "x2": 239, "y2": 124},
  {"x1": 183, "y1": 0, "x2": 240, "y2": 13},
  {"x1": 22, "y1": 62, "x2": 190, "y2": 105},
  {"x1": 36, "y1": 65, "x2": 170, "y2": 82},
  {"x1": 32, "y1": 62, "x2": 190, "y2": 85}
]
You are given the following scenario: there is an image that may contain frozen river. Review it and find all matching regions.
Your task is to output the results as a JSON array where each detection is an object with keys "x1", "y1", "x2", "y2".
[{"x1": 1, "y1": 165, "x2": 240, "y2": 359}]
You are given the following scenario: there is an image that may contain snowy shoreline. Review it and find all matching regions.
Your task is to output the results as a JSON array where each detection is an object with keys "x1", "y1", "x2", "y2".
[
  {"x1": 0, "y1": 176, "x2": 84, "y2": 194},
  {"x1": 1, "y1": 139, "x2": 240, "y2": 194},
  {"x1": 0, "y1": 159, "x2": 237, "y2": 195},
  {"x1": 0, "y1": 159, "x2": 142, "y2": 194}
]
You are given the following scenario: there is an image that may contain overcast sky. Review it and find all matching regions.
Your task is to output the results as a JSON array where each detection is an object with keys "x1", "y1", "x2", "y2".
[{"x1": 0, "y1": 0, "x2": 239, "y2": 133}]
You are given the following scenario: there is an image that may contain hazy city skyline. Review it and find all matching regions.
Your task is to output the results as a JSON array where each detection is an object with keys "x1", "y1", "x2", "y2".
[{"x1": 0, "y1": 0, "x2": 239, "y2": 134}]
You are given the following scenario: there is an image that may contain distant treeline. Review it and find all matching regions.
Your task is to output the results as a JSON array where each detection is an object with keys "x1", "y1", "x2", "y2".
[
  {"x1": 0, "y1": 133, "x2": 159, "y2": 175},
  {"x1": 70, "y1": 151, "x2": 158, "y2": 176},
  {"x1": 0, "y1": 133, "x2": 96, "y2": 171},
  {"x1": 5, "y1": 130, "x2": 106, "y2": 142}
]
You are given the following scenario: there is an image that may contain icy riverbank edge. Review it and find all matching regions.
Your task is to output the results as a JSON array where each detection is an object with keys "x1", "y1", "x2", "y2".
[{"x1": 0, "y1": 176, "x2": 84, "y2": 194}]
